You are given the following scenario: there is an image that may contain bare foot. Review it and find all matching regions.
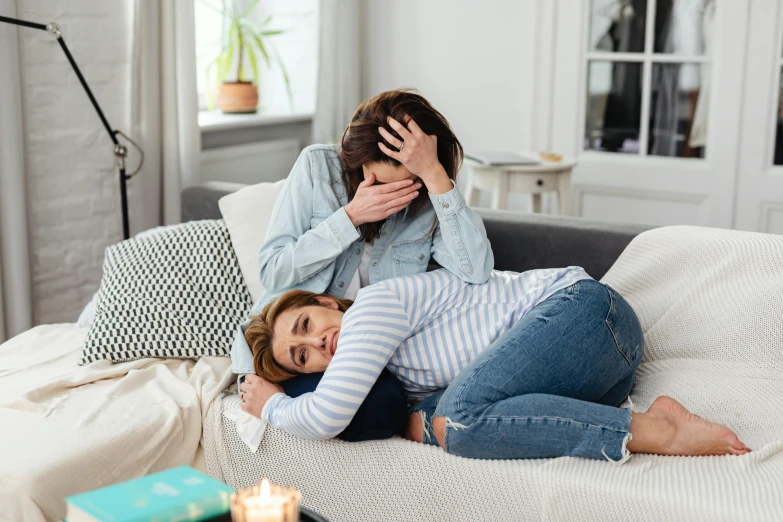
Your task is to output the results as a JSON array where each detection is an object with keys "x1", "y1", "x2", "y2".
[{"x1": 627, "y1": 396, "x2": 751, "y2": 457}]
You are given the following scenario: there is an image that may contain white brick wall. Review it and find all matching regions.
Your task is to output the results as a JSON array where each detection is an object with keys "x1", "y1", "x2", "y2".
[{"x1": 16, "y1": 0, "x2": 134, "y2": 325}]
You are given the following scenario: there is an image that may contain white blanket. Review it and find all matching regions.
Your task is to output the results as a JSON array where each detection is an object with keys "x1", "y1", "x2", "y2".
[
  {"x1": 0, "y1": 324, "x2": 234, "y2": 522},
  {"x1": 205, "y1": 226, "x2": 783, "y2": 521}
]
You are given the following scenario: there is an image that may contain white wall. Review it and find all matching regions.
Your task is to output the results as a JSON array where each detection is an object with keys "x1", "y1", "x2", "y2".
[
  {"x1": 15, "y1": 0, "x2": 134, "y2": 324},
  {"x1": 361, "y1": 0, "x2": 540, "y2": 208}
]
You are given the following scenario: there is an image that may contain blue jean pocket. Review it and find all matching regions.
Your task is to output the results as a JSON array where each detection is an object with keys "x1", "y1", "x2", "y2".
[{"x1": 604, "y1": 285, "x2": 644, "y2": 366}]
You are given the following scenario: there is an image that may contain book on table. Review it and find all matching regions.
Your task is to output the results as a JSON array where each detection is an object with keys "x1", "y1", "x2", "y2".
[
  {"x1": 464, "y1": 150, "x2": 541, "y2": 166},
  {"x1": 65, "y1": 465, "x2": 235, "y2": 522}
]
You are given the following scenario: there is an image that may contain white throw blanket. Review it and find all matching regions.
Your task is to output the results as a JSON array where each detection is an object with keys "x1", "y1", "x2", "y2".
[
  {"x1": 205, "y1": 226, "x2": 783, "y2": 521},
  {"x1": 0, "y1": 324, "x2": 234, "y2": 522}
]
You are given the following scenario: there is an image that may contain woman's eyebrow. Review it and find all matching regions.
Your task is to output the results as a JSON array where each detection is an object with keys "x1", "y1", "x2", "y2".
[{"x1": 291, "y1": 313, "x2": 302, "y2": 335}]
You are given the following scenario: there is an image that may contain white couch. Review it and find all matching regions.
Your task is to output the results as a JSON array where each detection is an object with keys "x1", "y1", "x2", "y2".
[
  {"x1": 201, "y1": 181, "x2": 783, "y2": 522},
  {"x1": 1, "y1": 182, "x2": 781, "y2": 522}
]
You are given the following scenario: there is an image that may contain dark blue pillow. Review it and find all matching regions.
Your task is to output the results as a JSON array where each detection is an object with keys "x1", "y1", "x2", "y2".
[{"x1": 280, "y1": 368, "x2": 407, "y2": 442}]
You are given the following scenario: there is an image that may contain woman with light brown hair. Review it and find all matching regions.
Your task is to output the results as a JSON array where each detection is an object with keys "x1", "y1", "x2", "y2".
[{"x1": 238, "y1": 269, "x2": 750, "y2": 462}]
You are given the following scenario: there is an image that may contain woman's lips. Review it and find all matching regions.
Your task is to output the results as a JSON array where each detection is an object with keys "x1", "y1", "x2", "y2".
[{"x1": 330, "y1": 331, "x2": 339, "y2": 356}]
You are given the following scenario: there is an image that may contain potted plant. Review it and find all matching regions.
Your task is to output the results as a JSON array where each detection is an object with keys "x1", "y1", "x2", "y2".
[{"x1": 205, "y1": 0, "x2": 292, "y2": 114}]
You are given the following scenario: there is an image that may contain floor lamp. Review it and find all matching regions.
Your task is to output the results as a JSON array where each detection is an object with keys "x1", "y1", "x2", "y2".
[{"x1": 0, "y1": 15, "x2": 142, "y2": 240}]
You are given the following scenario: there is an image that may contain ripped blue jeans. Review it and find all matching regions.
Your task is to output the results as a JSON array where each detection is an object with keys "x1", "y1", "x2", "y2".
[{"x1": 408, "y1": 279, "x2": 644, "y2": 462}]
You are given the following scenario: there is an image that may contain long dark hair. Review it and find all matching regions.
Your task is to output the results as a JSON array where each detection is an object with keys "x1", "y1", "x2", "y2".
[{"x1": 339, "y1": 88, "x2": 464, "y2": 242}]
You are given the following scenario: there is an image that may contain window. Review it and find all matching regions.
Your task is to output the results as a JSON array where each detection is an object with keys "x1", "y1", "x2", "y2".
[
  {"x1": 584, "y1": 0, "x2": 715, "y2": 158},
  {"x1": 194, "y1": 0, "x2": 319, "y2": 115}
]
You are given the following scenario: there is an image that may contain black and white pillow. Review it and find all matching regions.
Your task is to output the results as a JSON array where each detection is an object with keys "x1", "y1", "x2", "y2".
[{"x1": 80, "y1": 220, "x2": 252, "y2": 365}]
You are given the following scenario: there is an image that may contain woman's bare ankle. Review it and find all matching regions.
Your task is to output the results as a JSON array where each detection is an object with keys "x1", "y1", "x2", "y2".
[
  {"x1": 626, "y1": 408, "x2": 675, "y2": 454},
  {"x1": 404, "y1": 412, "x2": 424, "y2": 443}
]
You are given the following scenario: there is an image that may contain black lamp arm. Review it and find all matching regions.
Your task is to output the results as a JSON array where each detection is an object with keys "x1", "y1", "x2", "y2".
[
  {"x1": 0, "y1": 14, "x2": 46, "y2": 31},
  {"x1": 0, "y1": 14, "x2": 136, "y2": 240},
  {"x1": 0, "y1": 15, "x2": 119, "y2": 146}
]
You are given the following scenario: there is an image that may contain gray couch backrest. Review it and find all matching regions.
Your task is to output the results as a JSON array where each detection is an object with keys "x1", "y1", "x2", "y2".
[
  {"x1": 182, "y1": 185, "x2": 654, "y2": 281},
  {"x1": 476, "y1": 209, "x2": 653, "y2": 279}
]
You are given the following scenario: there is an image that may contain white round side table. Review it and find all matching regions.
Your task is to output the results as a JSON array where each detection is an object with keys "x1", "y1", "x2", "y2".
[{"x1": 463, "y1": 158, "x2": 577, "y2": 215}]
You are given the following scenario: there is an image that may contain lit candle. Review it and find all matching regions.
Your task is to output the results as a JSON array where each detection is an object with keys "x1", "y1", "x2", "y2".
[
  {"x1": 230, "y1": 478, "x2": 302, "y2": 522},
  {"x1": 244, "y1": 480, "x2": 285, "y2": 522}
]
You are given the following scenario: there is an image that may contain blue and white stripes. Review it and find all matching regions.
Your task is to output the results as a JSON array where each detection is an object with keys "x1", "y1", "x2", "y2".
[{"x1": 262, "y1": 267, "x2": 591, "y2": 439}]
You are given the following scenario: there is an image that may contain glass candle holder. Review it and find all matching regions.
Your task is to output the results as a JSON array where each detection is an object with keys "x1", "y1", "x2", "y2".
[{"x1": 230, "y1": 479, "x2": 302, "y2": 522}]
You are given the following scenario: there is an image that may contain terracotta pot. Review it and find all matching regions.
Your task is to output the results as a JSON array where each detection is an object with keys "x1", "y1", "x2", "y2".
[{"x1": 217, "y1": 82, "x2": 259, "y2": 114}]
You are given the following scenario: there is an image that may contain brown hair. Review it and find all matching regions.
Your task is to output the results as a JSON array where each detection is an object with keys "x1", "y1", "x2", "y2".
[
  {"x1": 245, "y1": 290, "x2": 354, "y2": 383},
  {"x1": 339, "y1": 88, "x2": 464, "y2": 242}
]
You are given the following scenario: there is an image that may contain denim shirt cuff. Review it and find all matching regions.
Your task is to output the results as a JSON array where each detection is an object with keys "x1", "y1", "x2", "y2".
[
  {"x1": 327, "y1": 206, "x2": 361, "y2": 249},
  {"x1": 429, "y1": 185, "x2": 466, "y2": 218},
  {"x1": 231, "y1": 319, "x2": 257, "y2": 376}
]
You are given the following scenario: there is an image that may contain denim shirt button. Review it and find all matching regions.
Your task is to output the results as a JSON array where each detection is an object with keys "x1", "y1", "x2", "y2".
[
  {"x1": 419, "y1": 254, "x2": 425, "y2": 260},
  {"x1": 442, "y1": 202, "x2": 450, "y2": 209},
  {"x1": 372, "y1": 262, "x2": 377, "y2": 267},
  {"x1": 338, "y1": 281, "x2": 345, "y2": 288},
  {"x1": 355, "y1": 248, "x2": 360, "y2": 254}
]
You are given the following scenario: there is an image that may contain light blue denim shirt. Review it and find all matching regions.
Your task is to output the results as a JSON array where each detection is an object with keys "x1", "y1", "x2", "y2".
[{"x1": 230, "y1": 143, "x2": 494, "y2": 377}]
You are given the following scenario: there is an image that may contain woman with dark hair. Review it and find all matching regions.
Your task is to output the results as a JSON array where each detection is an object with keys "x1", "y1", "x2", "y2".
[{"x1": 231, "y1": 89, "x2": 494, "y2": 394}]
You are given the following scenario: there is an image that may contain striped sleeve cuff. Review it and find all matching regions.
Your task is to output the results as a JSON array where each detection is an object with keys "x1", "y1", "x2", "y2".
[{"x1": 261, "y1": 392, "x2": 287, "y2": 422}]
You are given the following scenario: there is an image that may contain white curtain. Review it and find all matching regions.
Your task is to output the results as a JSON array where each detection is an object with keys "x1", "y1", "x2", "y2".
[
  {"x1": 312, "y1": 0, "x2": 362, "y2": 144},
  {"x1": 0, "y1": 2, "x2": 33, "y2": 343},
  {"x1": 130, "y1": 0, "x2": 201, "y2": 232}
]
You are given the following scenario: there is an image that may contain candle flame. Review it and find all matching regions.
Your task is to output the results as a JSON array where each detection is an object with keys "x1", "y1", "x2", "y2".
[{"x1": 260, "y1": 478, "x2": 270, "y2": 500}]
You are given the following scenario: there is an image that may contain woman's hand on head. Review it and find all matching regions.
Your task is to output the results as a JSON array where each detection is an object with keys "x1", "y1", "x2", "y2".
[
  {"x1": 344, "y1": 173, "x2": 422, "y2": 227},
  {"x1": 239, "y1": 374, "x2": 285, "y2": 419},
  {"x1": 378, "y1": 116, "x2": 452, "y2": 194}
]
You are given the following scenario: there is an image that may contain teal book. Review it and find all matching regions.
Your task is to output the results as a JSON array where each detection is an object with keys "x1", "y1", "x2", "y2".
[{"x1": 65, "y1": 466, "x2": 235, "y2": 522}]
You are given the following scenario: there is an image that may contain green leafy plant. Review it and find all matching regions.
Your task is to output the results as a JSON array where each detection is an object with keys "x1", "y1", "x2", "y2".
[{"x1": 203, "y1": 0, "x2": 293, "y2": 110}]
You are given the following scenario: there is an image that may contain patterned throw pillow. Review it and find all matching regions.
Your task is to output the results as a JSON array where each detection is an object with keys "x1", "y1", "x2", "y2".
[{"x1": 80, "y1": 220, "x2": 252, "y2": 365}]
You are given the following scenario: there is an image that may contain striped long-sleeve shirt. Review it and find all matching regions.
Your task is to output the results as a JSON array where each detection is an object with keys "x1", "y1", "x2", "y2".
[{"x1": 262, "y1": 267, "x2": 591, "y2": 439}]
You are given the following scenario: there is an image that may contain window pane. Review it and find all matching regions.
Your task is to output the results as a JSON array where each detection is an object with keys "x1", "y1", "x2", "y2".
[
  {"x1": 774, "y1": 69, "x2": 783, "y2": 165},
  {"x1": 194, "y1": 0, "x2": 320, "y2": 114},
  {"x1": 648, "y1": 63, "x2": 707, "y2": 158},
  {"x1": 585, "y1": 61, "x2": 643, "y2": 153},
  {"x1": 589, "y1": 0, "x2": 647, "y2": 53},
  {"x1": 654, "y1": 0, "x2": 716, "y2": 55},
  {"x1": 195, "y1": 0, "x2": 225, "y2": 110}
]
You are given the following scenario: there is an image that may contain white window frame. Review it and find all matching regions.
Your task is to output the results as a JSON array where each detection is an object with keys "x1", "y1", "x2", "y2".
[
  {"x1": 545, "y1": 0, "x2": 748, "y2": 229},
  {"x1": 583, "y1": 0, "x2": 713, "y2": 157},
  {"x1": 733, "y1": 0, "x2": 783, "y2": 232}
]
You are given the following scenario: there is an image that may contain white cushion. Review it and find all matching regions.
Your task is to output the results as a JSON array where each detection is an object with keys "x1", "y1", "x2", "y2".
[{"x1": 218, "y1": 180, "x2": 287, "y2": 303}]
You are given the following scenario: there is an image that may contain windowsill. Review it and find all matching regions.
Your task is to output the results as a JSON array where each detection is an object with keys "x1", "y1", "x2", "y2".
[{"x1": 198, "y1": 108, "x2": 313, "y2": 132}]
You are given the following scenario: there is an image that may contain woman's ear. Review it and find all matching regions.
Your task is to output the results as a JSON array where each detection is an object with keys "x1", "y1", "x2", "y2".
[{"x1": 315, "y1": 296, "x2": 340, "y2": 310}]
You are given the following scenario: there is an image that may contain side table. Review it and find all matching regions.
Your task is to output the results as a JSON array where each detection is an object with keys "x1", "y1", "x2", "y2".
[{"x1": 464, "y1": 158, "x2": 577, "y2": 215}]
